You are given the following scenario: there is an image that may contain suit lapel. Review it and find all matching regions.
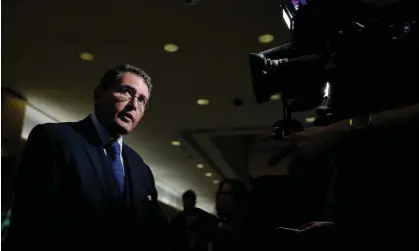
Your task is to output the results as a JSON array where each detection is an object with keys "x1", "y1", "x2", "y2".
[
  {"x1": 75, "y1": 117, "x2": 116, "y2": 200},
  {"x1": 123, "y1": 145, "x2": 147, "y2": 207},
  {"x1": 83, "y1": 140, "x2": 113, "y2": 198},
  {"x1": 75, "y1": 117, "x2": 149, "y2": 204}
]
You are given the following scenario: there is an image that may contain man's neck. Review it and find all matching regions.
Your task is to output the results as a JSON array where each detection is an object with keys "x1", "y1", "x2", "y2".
[
  {"x1": 183, "y1": 207, "x2": 196, "y2": 213},
  {"x1": 91, "y1": 114, "x2": 122, "y2": 147},
  {"x1": 93, "y1": 113, "x2": 119, "y2": 138}
]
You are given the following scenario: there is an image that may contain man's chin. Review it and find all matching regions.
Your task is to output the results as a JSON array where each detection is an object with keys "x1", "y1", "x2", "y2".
[{"x1": 114, "y1": 120, "x2": 132, "y2": 135}]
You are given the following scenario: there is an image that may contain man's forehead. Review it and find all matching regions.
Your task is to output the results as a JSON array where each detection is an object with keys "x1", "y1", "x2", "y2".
[{"x1": 119, "y1": 72, "x2": 149, "y2": 97}]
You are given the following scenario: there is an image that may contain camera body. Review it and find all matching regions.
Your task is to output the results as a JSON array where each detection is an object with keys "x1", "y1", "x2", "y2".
[{"x1": 250, "y1": 0, "x2": 418, "y2": 133}]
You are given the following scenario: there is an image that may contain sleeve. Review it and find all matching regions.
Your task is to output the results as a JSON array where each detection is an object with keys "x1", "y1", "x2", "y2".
[
  {"x1": 5, "y1": 124, "x2": 61, "y2": 250},
  {"x1": 145, "y1": 165, "x2": 169, "y2": 250},
  {"x1": 146, "y1": 165, "x2": 159, "y2": 202}
]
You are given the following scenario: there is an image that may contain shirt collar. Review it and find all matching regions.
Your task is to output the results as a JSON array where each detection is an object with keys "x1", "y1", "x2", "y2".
[{"x1": 90, "y1": 114, "x2": 123, "y2": 152}]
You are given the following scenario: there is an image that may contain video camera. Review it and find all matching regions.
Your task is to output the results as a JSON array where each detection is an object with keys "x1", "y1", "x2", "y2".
[{"x1": 249, "y1": 0, "x2": 417, "y2": 138}]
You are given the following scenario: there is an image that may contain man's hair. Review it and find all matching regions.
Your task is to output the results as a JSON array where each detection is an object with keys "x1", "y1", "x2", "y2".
[
  {"x1": 94, "y1": 64, "x2": 152, "y2": 99},
  {"x1": 182, "y1": 190, "x2": 197, "y2": 202}
]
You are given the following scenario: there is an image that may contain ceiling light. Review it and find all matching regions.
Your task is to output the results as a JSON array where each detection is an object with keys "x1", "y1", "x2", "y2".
[
  {"x1": 305, "y1": 117, "x2": 316, "y2": 123},
  {"x1": 270, "y1": 93, "x2": 281, "y2": 101},
  {"x1": 164, "y1": 44, "x2": 179, "y2": 53},
  {"x1": 205, "y1": 172, "x2": 212, "y2": 177},
  {"x1": 197, "y1": 99, "x2": 210, "y2": 106},
  {"x1": 258, "y1": 34, "x2": 274, "y2": 44},
  {"x1": 171, "y1": 140, "x2": 181, "y2": 146},
  {"x1": 80, "y1": 52, "x2": 94, "y2": 61},
  {"x1": 197, "y1": 164, "x2": 204, "y2": 169},
  {"x1": 213, "y1": 180, "x2": 220, "y2": 184}
]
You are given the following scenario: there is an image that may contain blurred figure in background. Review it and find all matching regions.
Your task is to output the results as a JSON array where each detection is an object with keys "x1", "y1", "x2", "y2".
[
  {"x1": 215, "y1": 179, "x2": 249, "y2": 227},
  {"x1": 213, "y1": 178, "x2": 257, "y2": 251},
  {"x1": 169, "y1": 190, "x2": 218, "y2": 251},
  {"x1": 1, "y1": 210, "x2": 11, "y2": 243}
]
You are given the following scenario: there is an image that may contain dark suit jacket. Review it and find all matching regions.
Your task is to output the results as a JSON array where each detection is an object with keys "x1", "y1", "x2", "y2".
[{"x1": 5, "y1": 117, "x2": 167, "y2": 250}]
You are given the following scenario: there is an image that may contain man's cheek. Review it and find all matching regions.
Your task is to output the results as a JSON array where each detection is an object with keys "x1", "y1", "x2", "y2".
[
  {"x1": 137, "y1": 114, "x2": 144, "y2": 123},
  {"x1": 114, "y1": 103, "x2": 126, "y2": 114}
]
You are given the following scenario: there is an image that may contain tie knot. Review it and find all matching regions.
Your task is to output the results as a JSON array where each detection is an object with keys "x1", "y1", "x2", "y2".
[{"x1": 106, "y1": 140, "x2": 121, "y2": 157}]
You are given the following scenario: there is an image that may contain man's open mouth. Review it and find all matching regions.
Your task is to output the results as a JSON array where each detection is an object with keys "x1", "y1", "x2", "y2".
[{"x1": 120, "y1": 113, "x2": 133, "y2": 122}]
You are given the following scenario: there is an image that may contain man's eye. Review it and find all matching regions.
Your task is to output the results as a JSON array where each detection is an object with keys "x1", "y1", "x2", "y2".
[
  {"x1": 121, "y1": 88, "x2": 131, "y2": 95},
  {"x1": 138, "y1": 97, "x2": 146, "y2": 103}
]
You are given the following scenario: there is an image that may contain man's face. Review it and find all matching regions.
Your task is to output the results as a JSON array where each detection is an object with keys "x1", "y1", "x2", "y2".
[
  {"x1": 95, "y1": 72, "x2": 150, "y2": 135},
  {"x1": 183, "y1": 198, "x2": 196, "y2": 211}
]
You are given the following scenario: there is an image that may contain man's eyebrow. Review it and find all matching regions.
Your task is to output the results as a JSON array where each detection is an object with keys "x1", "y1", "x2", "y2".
[
  {"x1": 123, "y1": 84, "x2": 149, "y2": 99},
  {"x1": 121, "y1": 84, "x2": 136, "y2": 92}
]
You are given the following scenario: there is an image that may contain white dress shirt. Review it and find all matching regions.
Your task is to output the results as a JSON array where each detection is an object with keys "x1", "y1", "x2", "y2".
[{"x1": 90, "y1": 114, "x2": 124, "y2": 169}]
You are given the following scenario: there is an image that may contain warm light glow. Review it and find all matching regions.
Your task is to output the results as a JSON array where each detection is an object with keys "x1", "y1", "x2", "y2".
[
  {"x1": 270, "y1": 93, "x2": 281, "y2": 101},
  {"x1": 197, "y1": 164, "x2": 204, "y2": 169},
  {"x1": 171, "y1": 140, "x2": 181, "y2": 146},
  {"x1": 205, "y1": 172, "x2": 212, "y2": 177},
  {"x1": 258, "y1": 34, "x2": 274, "y2": 44},
  {"x1": 305, "y1": 117, "x2": 316, "y2": 123},
  {"x1": 213, "y1": 180, "x2": 220, "y2": 184},
  {"x1": 80, "y1": 52, "x2": 94, "y2": 61},
  {"x1": 197, "y1": 99, "x2": 210, "y2": 105},
  {"x1": 164, "y1": 44, "x2": 179, "y2": 52}
]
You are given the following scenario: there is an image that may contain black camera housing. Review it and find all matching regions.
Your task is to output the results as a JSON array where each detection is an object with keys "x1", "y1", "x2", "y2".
[{"x1": 249, "y1": 0, "x2": 418, "y2": 133}]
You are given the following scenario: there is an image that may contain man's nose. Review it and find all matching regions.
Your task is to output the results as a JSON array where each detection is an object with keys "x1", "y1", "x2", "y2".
[{"x1": 125, "y1": 98, "x2": 138, "y2": 110}]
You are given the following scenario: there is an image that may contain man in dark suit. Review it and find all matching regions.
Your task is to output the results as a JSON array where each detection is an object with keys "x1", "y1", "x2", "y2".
[
  {"x1": 169, "y1": 190, "x2": 219, "y2": 251},
  {"x1": 5, "y1": 64, "x2": 167, "y2": 250}
]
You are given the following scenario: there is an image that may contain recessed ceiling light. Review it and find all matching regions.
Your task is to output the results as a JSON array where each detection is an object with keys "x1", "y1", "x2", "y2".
[
  {"x1": 197, "y1": 99, "x2": 210, "y2": 105},
  {"x1": 164, "y1": 44, "x2": 179, "y2": 53},
  {"x1": 258, "y1": 34, "x2": 274, "y2": 44},
  {"x1": 171, "y1": 140, "x2": 181, "y2": 146},
  {"x1": 80, "y1": 52, "x2": 94, "y2": 61},
  {"x1": 270, "y1": 93, "x2": 281, "y2": 101},
  {"x1": 205, "y1": 172, "x2": 212, "y2": 177},
  {"x1": 305, "y1": 117, "x2": 316, "y2": 123},
  {"x1": 197, "y1": 164, "x2": 204, "y2": 169},
  {"x1": 213, "y1": 180, "x2": 220, "y2": 184}
]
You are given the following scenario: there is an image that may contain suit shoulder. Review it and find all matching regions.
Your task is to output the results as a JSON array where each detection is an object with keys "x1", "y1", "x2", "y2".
[
  {"x1": 31, "y1": 122, "x2": 75, "y2": 139},
  {"x1": 123, "y1": 144, "x2": 147, "y2": 163},
  {"x1": 123, "y1": 145, "x2": 155, "y2": 177},
  {"x1": 27, "y1": 122, "x2": 80, "y2": 152},
  {"x1": 36, "y1": 121, "x2": 73, "y2": 131}
]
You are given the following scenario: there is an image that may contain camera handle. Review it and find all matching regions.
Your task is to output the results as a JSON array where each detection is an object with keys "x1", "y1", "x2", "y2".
[
  {"x1": 282, "y1": 99, "x2": 293, "y2": 137},
  {"x1": 272, "y1": 98, "x2": 304, "y2": 141}
]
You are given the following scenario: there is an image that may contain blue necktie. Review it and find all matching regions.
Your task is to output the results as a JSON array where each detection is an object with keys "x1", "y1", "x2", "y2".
[{"x1": 106, "y1": 140, "x2": 125, "y2": 194}]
